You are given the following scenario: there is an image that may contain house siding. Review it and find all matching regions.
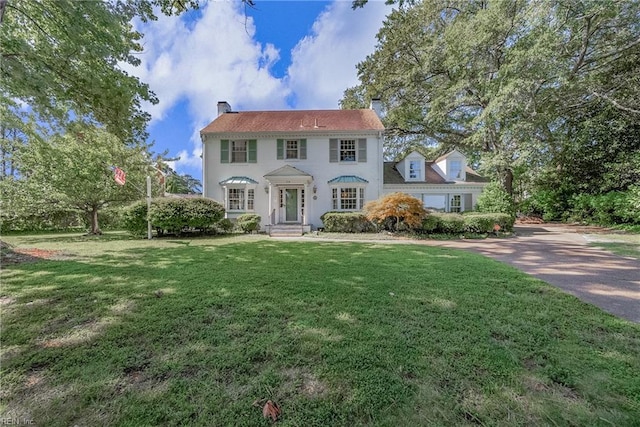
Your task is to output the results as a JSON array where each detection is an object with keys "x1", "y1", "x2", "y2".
[{"x1": 203, "y1": 132, "x2": 383, "y2": 228}]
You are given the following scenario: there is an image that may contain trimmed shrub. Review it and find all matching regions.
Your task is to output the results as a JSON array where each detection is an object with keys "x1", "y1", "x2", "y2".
[
  {"x1": 123, "y1": 197, "x2": 225, "y2": 237},
  {"x1": 435, "y1": 213, "x2": 465, "y2": 234},
  {"x1": 320, "y1": 211, "x2": 375, "y2": 233},
  {"x1": 236, "y1": 214, "x2": 261, "y2": 233},
  {"x1": 421, "y1": 214, "x2": 441, "y2": 233},
  {"x1": 122, "y1": 200, "x2": 148, "y2": 237},
  {"x1": 463, "y1": 214, "x2": 495, "y2": 233},
  {"x1": 216, "y1": 218, "x2": 234, "y2": 234},
  {"x1": 463, "y1": 213, "x2": 515, "y2": 233},
  {"x1": 364, "y1": 193, "x2": 427, "y2": 231},
  {"x1": 148, "y1": 197, "x2": 224, "y2": 234},
  {"x1": 182, "y1": 198, "x2": 225, "y2": 230}
]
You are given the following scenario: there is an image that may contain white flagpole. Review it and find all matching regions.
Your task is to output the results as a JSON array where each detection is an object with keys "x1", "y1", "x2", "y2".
[{"x1": 147, "y1": 175, "x2": 152, "y2": 240}]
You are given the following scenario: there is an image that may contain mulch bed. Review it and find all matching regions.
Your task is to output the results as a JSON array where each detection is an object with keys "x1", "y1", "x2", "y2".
[{"x1": 0, "y1": 241, "x2": 65, "y2": 265}]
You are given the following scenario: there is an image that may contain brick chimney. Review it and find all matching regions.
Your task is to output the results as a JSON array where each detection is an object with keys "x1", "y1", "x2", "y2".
[{"x1": 217, "y1": 101, "x2": 232, "y2": 116}]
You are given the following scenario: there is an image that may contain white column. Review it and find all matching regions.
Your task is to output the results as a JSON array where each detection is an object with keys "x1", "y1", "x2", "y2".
[
  {"x1": 223, "y1": 186, "x2": 228, "y2": 218},
  {"x1": 267, "y1": 183, "x2": 272, "y2": 225},
  {"x1": 303, "y1": 183, "x2": 308, "y2": 225}
]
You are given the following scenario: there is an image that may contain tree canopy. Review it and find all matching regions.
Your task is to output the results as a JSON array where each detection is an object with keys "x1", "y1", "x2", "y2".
[
  {"x1": 4, "y1": 124, "x2": 157, "y2": 233},
  {"x1": 0, "y1": 0, "x2": 204, "y2": 143},
  {"x1": 344, "y1": 0, "x2": 640, "y2": 196}
]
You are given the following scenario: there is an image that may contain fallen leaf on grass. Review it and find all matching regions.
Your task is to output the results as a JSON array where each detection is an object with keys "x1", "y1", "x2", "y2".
[{"x1": 262, "y1": 400, "x2": 280, "y2": 422}]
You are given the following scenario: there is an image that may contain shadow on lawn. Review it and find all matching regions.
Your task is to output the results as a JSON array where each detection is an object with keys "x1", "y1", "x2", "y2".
[
  {"x1": 2, "y1": 241, "x2": 640, "y2": 426},
  {"x1": 2, "y1": 242, "x2": 376, "y2": 425}
]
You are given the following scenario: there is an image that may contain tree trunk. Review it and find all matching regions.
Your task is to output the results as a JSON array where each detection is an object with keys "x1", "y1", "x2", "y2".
[
  {"x1": 504, "y1": 169, "x2": 514, "y2": 197},
  {"x1": 89, "y1": 206, "x2": 102, "y2": 235},
  {"x1": 0, "y1": 0, "x2": 6, "y2": 25}
]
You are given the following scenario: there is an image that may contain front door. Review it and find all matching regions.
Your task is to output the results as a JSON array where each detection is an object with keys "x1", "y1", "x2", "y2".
[{"x1": 284, "y1": 188, "x2": 299, "y2": 222}]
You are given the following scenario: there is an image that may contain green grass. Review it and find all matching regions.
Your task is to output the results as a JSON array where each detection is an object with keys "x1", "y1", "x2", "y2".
[
  {"x1": 2, "y1": 233, "x2": 639, "y2": 426},
  {"x1": 588, "y1": 242, "x2": 640, "y2": 260}
]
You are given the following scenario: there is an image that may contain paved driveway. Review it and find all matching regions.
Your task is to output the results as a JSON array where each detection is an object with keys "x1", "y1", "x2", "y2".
[{"x1": 430, "y1": 224, "x2": 640, "y2": 323}]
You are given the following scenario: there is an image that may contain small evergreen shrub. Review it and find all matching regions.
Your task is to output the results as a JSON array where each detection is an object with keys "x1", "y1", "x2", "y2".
[
  {"x1": 182, "y1": 198, "x2": 225, "y2": 230},
  {"x1": 462, "y1": 214, "x2": 495, "y2": 233},
  {"x1": 463, "y1": 213, "x2": 515, "y2": 233},
  {"x1": 320, "y1": 212, "x2": 375, "y2": 232},
  {"x1": 421, "y1": 214, "x2": 441, "y2": 233},
  {"x1": 216, "y1": 218, "x2": 234, "y2": 234},
  {"x1": 236, "y1": 214, "x2": 261, "y2": 233},
  {"x1": 122, "y1": 200, "x2": 148, "y2": 237},
  {"x1": 123, "y1": 198, "x2": 225, "y2": 236},
  {"x1": 435, "y1": 213, "x2": 465, "y2": 234},
  {"x1": 148, "y1": 198, "x2": 224, "y2": 234}
]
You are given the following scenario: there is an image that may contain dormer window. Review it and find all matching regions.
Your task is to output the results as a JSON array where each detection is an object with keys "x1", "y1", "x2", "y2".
[
  {"x1": 449, "y1": 160, "x2": 462, "y2": 180},
  {"x1": 409, "y1": 160, "x2": 421, "y2": 179}
]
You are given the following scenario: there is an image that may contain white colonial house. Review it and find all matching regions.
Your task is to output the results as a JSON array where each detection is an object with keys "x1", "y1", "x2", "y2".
[{"x1": 201, "y1": 101, "x2": 487, "y2": 234}]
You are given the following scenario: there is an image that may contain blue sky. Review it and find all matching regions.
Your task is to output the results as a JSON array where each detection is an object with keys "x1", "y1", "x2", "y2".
[{"x1": 124, "y1": 0, "x2": 392, "y2": 180}]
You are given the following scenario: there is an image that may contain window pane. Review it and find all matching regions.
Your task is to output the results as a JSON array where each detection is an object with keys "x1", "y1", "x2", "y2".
[
  {"x1": 340, "y1": 139, "x2": 356, "y2": 162},
  {"x1": 340, "y1": 188, "x2": 357, "y2": 210},
  {"x1": 358, "y1": 188, "x2": 365, "y2": 209},
  {"x1": 409, "y1": 160, "x2": 421, "y2": 179},
  {"x1": 229, "y1": 188, "x2": 245, "y2": 210},
  {"x1": 450, "y1": 160, "x2": 462, "y2": 179},
  {"x1": 232, "y1": 141, "x2": 247, "y2": 163},
  {"x1": 450, "y1": 195, "x2": 461, "y2": 213},
  {"x1": 247, "y1": 189, "x2": 254, "y2": 210},
  {"x1": 286, "y1": 140, "x2": 298, "y2": 159},
  {"x1": 332, "y1": 188, "x2": 338, "y2": 210}
]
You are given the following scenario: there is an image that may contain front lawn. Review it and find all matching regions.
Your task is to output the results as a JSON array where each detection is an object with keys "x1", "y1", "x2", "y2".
[{"x1": 1, "y1": 234, "x2": 639, "y2": 426}]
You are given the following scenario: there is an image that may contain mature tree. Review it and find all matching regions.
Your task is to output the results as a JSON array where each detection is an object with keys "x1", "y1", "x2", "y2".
[
  {"x1": 0, "y1": 0, "x2": 206, "y2": 142},
  {"x1": 16, "y1": 125, "x2": 155, "y2": 234},
  {"x1": 165, "y1": 173, "x2": 202, "y2": 194},
  {"x1": 345, "y1": 0, "x2": 640, "y2": 196}
]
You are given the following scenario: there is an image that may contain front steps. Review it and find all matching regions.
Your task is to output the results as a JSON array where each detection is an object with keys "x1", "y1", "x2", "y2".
[{"x1": 268, "y1": 224, "x2": 305, "y2": 237}]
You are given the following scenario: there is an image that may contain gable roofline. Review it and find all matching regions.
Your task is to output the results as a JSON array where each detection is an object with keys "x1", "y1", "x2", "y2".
[
  {"x1": 434, "y1": 149, "x2": 466, "y2": 163},
  {"x1": 263, "y1": 165, "x2": 313, "y2": 178}
]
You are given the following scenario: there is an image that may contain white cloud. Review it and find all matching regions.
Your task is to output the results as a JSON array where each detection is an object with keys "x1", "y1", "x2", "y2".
[
  {"x1": 125, "y1": 1, "x2": 391, "y2": 175},
  {"x1": 287, "y1": 1, "x2": 390, "y2": 109}
]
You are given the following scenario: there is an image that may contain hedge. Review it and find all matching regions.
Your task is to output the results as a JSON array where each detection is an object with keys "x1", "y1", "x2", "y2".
[
  {"x1": 320, "y1": 211, "x2": 375, "y2": 233},
  {"x1": 236, "y1": 214, "x2": 261, "y2": 233},
  {"x1": 421, "y1": 212, "x2": 515, "y2": 234},
  {"x1": 122, "y1": 200, "x2": 149, "y2": 237},
  {"x1": 122, "y1": 197, "x2": 225, "y2": 237}
]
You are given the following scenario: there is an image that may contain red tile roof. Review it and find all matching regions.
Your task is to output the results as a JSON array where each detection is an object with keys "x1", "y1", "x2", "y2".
[{"x1": 201, "y1": 109, "x2": 384, "y2": 134}]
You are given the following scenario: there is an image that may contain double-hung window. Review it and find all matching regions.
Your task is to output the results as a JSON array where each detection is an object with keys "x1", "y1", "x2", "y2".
[
  {"x1": 227, "y1": 188, "x2": 255, "y2": 211},
  {"x1": 232, "y1": 141, "x2": 247, "y2": 163},
  {"x1": 277, "y1": 139, "x2": 307, "y2": 160},
  {"x1": 332, "y1": 187, "x2": 365, "y2": 210},
  {"x1": 286, "y1": 140, "x2": 298, "y2": 159},
  {"x1": 409, "y1": 160, "x2": 421, "y2": 179},
  {"x1": 449, "y1": 160, "x2": 462, "y2": 180},
  {"x1": 340, "y1": 139, "x2": 356, "y2": 162},
  {"x1": 329, "y1": 138, "x2": 367, "y2": 163},
  {"x1": 220, "y1": 177, "x2": 258, "y2": 212},
  {"x1": 220, "y1": 140, "x2": 257, "y2": 163}
]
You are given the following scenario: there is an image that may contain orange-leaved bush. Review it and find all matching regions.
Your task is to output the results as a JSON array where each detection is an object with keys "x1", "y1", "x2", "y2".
[{"x1": 364, "y1": 192, "x2": 427, "y2": 231}]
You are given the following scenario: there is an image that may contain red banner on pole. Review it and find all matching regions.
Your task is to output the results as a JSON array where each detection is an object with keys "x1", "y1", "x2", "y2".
[{"x1": 114, "y1": 167, "x2": 126, "y2": 185}]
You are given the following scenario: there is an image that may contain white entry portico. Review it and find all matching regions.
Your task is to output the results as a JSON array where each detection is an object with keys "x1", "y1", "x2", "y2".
[{"x1": 264, "y1": 165, "x2": 314, "y2": 226}]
